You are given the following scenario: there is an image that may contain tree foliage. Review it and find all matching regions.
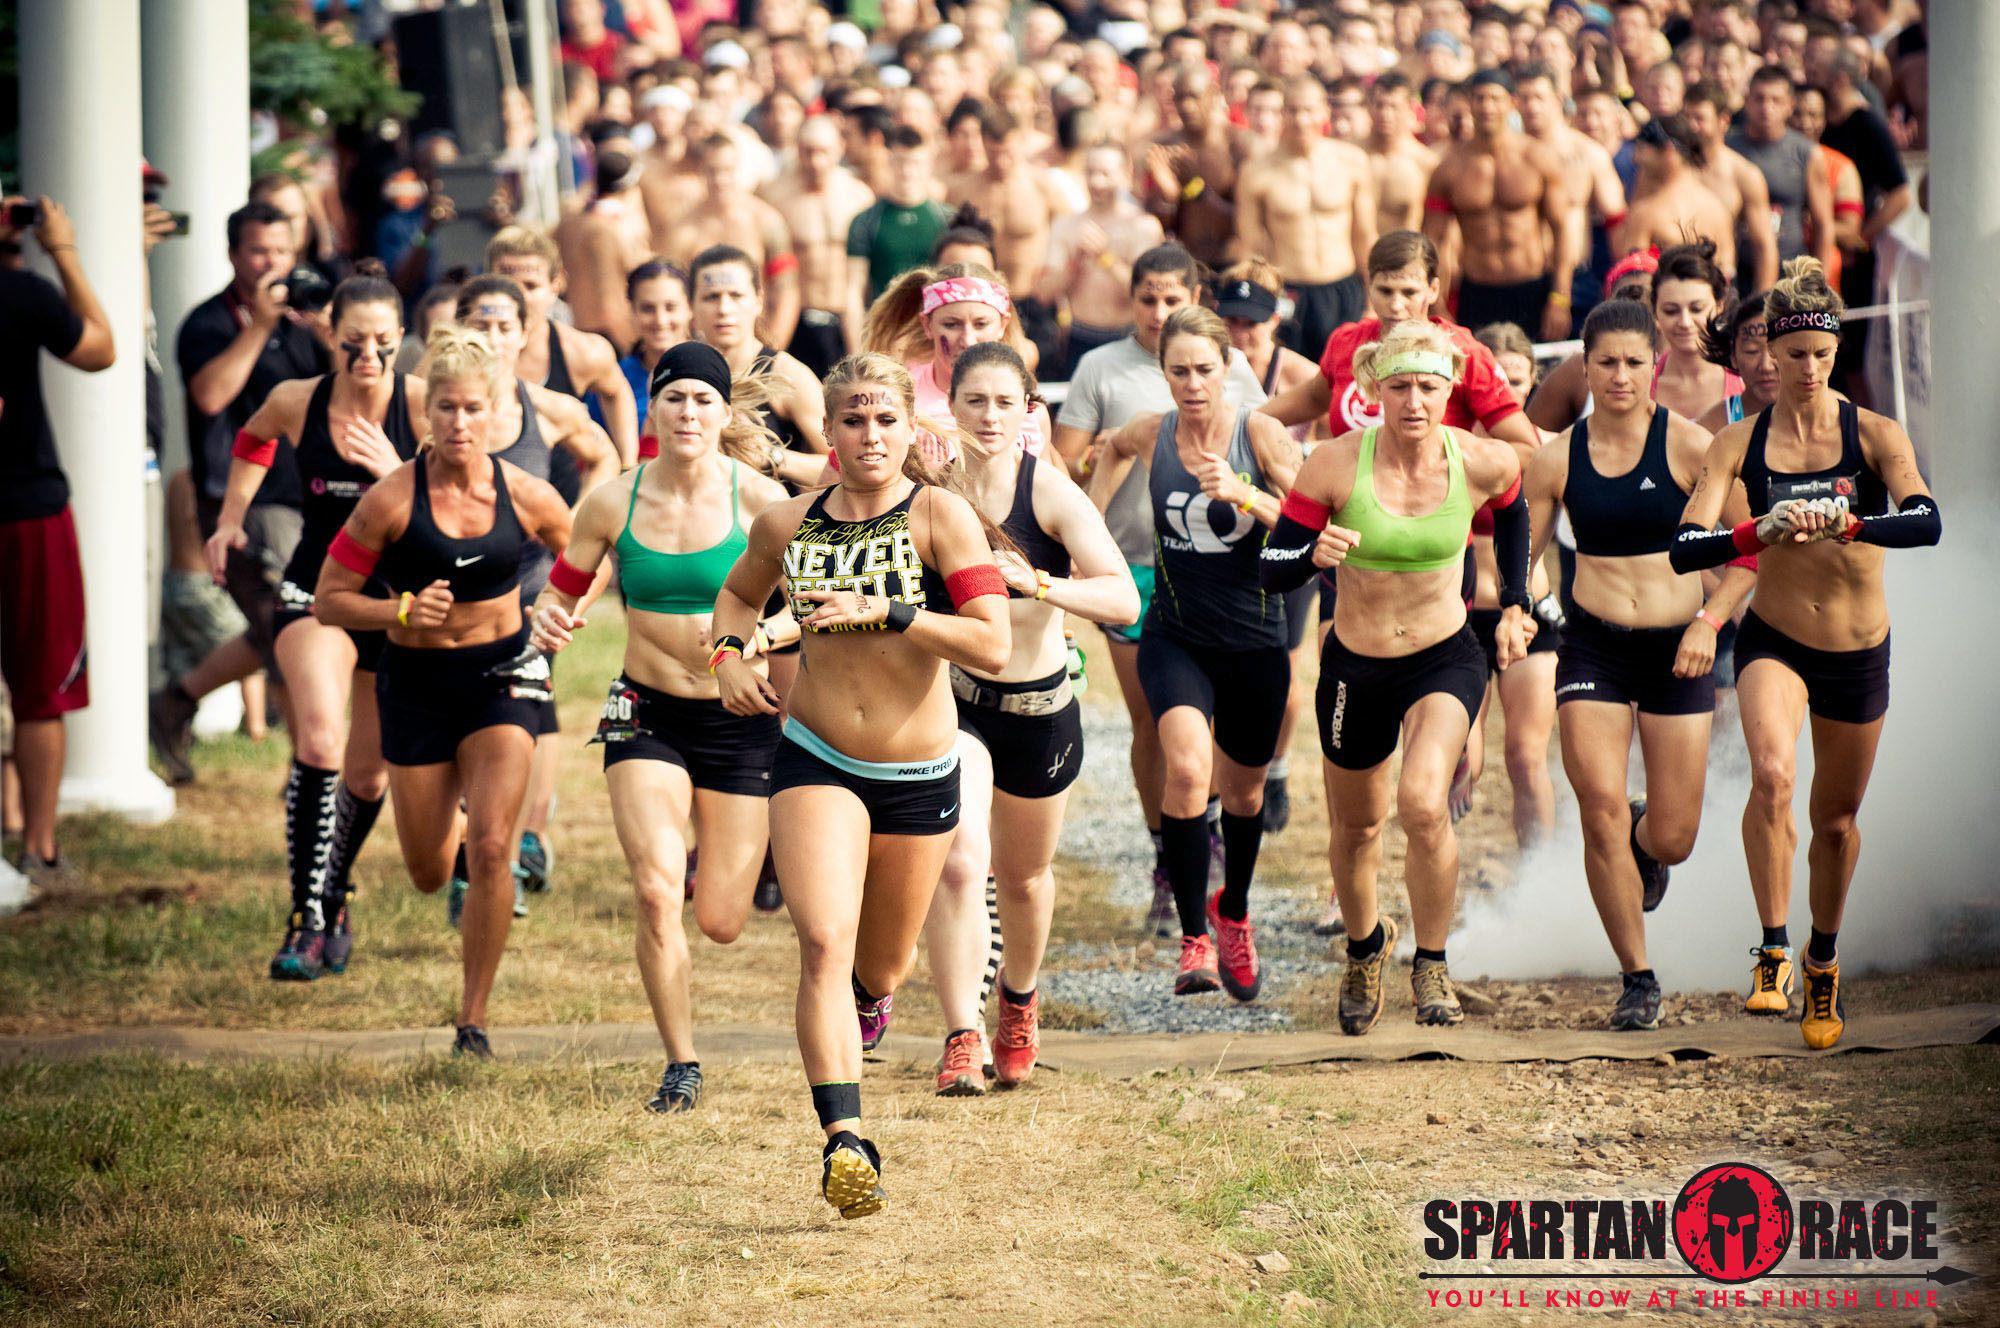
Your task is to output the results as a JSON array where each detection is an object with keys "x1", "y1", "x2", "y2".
[{"x1": 249, "y1": 0, "x2": 416, "y2": 136}]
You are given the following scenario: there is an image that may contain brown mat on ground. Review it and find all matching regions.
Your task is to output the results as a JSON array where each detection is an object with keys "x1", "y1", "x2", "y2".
[{"x1": 4, "y1": 1004, "x2": 1995, "y2": 1073}]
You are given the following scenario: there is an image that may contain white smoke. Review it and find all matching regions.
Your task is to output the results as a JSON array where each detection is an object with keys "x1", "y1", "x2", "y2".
[{"x1": 1449, "y1": 512, "x2": 2000, "y2": 991}]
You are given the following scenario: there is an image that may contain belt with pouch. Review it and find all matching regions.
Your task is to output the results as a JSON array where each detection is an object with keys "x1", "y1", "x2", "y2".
[{"x1": 950, "y1": 666, "x2": 1072, "y2": 716}]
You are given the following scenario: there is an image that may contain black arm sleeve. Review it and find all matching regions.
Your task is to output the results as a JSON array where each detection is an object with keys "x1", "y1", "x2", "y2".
[
  {"x1": 1490, "y1": 486, "x2": 1532, "y2": 610},
  {"x1": 1259, "y1": 514, "x2": 1322, "y2": 592},
  {"x1": 1848, "y1": 494, "x2": 1940, "y2": 548},
  {"x1": 1670, "y1": 522, "x2": 1747, "y2": 574}
]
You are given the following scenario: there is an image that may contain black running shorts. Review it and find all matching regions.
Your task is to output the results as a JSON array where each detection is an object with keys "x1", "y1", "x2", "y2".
[
  {"x1": 1555, "y1": 605, "x2": 1715, "y2": 716},
  {"x1": 1136, "y1": 629, "x2": 1290, "y2": 768},
  {"x1": 1733, "y1": 611, "x2": 1890, "y2": 725},
  {"x1": 375, "y1": 628, "x2": 543, "y2": 766},
  {"x1": 1317, "y1": 623, "x2": 1488, "y2": 770},
  {"x1": 599, "y1": 676, "x2": 780, "y2": 796}
]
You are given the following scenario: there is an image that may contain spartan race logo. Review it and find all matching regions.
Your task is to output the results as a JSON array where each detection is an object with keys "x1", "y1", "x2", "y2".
[
  {"x1": 1420, "y1": 1161, "x2": 1974, "y2": 1314},
  {"x1": 1337, "y1": 378, "x2": 1385, "y2": 431}
]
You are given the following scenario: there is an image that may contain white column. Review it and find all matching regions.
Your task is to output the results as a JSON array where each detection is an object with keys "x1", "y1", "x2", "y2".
[
  {"x1": 522, "y1": 0, "x2": 571, "y2": 218},
  {"x1": 20, "y1": 0, "x2": 173, "y2": 825},
  {"x1": 1929, "y1": 7, "x2": 2000, "y2": 499},
  {"x1": 144, "y1": 0, "x2": 249, "y2": 478}
]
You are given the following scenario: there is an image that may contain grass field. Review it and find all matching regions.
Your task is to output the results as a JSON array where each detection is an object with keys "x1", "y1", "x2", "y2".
[{"x1": 2, "y1": 604, "x2": 1997, "y2": 1325}]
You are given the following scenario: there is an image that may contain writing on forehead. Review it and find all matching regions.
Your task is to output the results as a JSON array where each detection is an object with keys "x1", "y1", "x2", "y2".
[
  {"x1": 471, "y1": 300, "x2": 514, "y2": 320},
  {"x1": 698, "y1": 268, "x2": 741, "y2": 290},
  {"x1": 845, "y1": 389, "x2": 898, "y2": 409}
]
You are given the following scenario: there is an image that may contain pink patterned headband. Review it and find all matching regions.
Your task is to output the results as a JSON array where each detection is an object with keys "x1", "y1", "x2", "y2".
[{"x1": 922, "y1": 276, "x2": 1011, "y2": 317}]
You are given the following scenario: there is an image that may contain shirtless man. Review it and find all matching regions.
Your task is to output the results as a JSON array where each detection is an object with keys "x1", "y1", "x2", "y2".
[
  {"x1": 1141, "y1": 64, "x2": 1246, "y2": 272},
  {"x1": 556, "y1": 128, "x2": 654, "y2": 346},
  {"x1": 762, "y1": 115, "x2": 875, "y2": 378},
  {"x1": 1237, "y1": 76, "x2": 1377, "y2": 363},
  {"x1": 1513, "y1": 64, "x2": 1627, "y2": 316},
  {"x1": 1036, "y1": 142, "x2": 1164, "y2": 372},
  {"x1": 1614, "y1": 116, "x2": 1740, "y2": 280},
  {"x1": 948, "y1": 107, "x2": 1070, "y2": 361},
  {"x1": 637, "y1": 85, "x2": 703, "y2": 227},
  {"x1": 661, "y1": 133, "x2": 801, "y2": 348},
  {"x1": 1422, "y1": 69, "x2": 1579, "y2": 343},
  {"x1": 1366, "y1": 72, "x2": 1439, "y2": 235},
  {"x1": 1684, "y1": 80, "x2": 1780, "y2": 292},
  {"x1": 484, "y1": 226, "x2": 638, "y2": 465}
]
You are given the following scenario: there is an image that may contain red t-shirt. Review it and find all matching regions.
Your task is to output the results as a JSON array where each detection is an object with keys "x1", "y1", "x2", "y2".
[{"x1": 1317, "y1": 316, "x2": 1524, "y2": 437}]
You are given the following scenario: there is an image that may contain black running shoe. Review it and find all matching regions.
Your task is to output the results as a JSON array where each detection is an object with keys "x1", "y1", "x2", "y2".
[
  {"x1": 1262, "y1": 774, "x2": 1291, "y2": 832},
  {"x1": 452, "y1": 1025, "x2": 493, "y2": 1059},
  {"x1": 148, "y1": 683, "x2": 198, "y2": 785},
  {"x1": 269, "y1": 918, "x2": 327, "y2": 982},
  {"x1": 1610, "y1": 973, "x2": 1663, "y2": 1031},
  {"x1": 820, "y1": 1132, "x2": 886, "y2": 1219},
  {"x1": 1630, "y1": 799, "x2": 1670, "y2": 912},
  {"x1": 647, "y1": 1061, "x2": 704, "y2": 1113},
  {"x1": 323, "y1": 902, "x2": 353, "y2": 975}
]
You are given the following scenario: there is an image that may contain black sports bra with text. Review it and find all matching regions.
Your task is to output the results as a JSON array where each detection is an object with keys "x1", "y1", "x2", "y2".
[{"x1": 1740, "y1": 400, "x2": 1888, "y2": 520}]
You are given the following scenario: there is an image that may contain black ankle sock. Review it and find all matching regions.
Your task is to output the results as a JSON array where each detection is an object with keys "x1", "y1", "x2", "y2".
[
  {"x1": 1762, "y1": 925, "x2": 1790, "y2": 949},
  {"x1": 1159, "y1": 813, "x2": 1211, "y2": 936},
  {"x1": 851, "y1": 973, "x2": 880, "y2": 1006},
  {"x1": 1623, "y1": 968, "x2": 1656, "y2": 987},
  {"x1": 323, "y1": 784, "x2": 385, "y2": 901},
  {"x1": 1346, "y1": 921, "x2": 1386, "y2": 963},
  {"x1": 1000, "y1": 982, "x2": 1034, "y2": 1006},
  {"x1": 282, "y1": 761, "x2": 339, "y2": 929},
  {"x1": 1216, "y1": 811, "x2": 1263, "y2": 921},
  {"x1": 1414, "y1": 946, "x2": 1447, "y2": 964},
  {"x1": 1807, "y1": 928, "x2": 1837, "y2": 965}
]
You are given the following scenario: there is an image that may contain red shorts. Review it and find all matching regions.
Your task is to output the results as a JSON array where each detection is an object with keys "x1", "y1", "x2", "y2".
[{"x1": 0, "y1": 506, "x2": 90, "y2": 720}]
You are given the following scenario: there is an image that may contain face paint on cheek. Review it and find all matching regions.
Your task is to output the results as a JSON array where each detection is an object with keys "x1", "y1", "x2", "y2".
[
  {"x1": 376, "y1": 343, "x2": 394, "y2": 371},
  {"x1": 341, "y1": 342, "x2": 365, "y2": 373}
]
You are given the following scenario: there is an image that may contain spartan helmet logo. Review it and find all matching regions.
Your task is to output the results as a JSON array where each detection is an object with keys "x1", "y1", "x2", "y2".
[
  {"x1": 1164, "y1": 489, "x2": 1255, "y2": 553},
  {"x1": 1707, "y1": 1177, "x2": 1761, "y2": 1274}
]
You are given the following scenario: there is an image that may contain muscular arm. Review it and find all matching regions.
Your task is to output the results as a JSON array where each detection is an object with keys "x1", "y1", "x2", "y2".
[
  {"x1": 1541, "y1": 152, "x2": 1581, "y2": 306},
  {"x1": 312, "y1": 472, "x2": 413, "y2": 630},
  {"x1": 1421, "y1": 158, "x2": 1458, "y2": 295},
  {"x1": 562, "y1": 215, "x2": 636, "y2": 345},
  {"x1": 187, "y1": 305, "x2": 276, "y2": 417},
  {"x1": 1524, "y1": 432, "x2": 1567, "y2": 569},
  {"x1": 1526, "y1": 353, "x2": 1589, "y2": 433},
  {"x1": 529, "y1": 479, "x2": 622, "y2": 652},
  {"x1": 761, "y1": 210, "x2": 802, "y2": 349},
  {"x1": 1038, "y1": 470, "x2": 1140, "y2": 626},
  {"x1": 1348, "y1": 147, "x2": 1378, "y2": 278},
  {"x1": 1234, "y1": 167, "x2": 1270, "y2": 266},
  {"x1": 906, "y1": 489, "x2": 1011, "y2": 672},
  {"x1": 1668, "y1": 425, "x2": 1758, "y2": 572},
  {"x1": 1242, "y1": 414, "x2": 1304, "y2": 528},
  {"x1": 1804, "y1": 151, "x2": 1837, "y2": 271},
  {"x1": 540, "y1": 390, "x2": 620, "y2": 503},
  {"x1": 1086, "y1": 414, "x2": 1153, "y2": 512},
  {"x1": 570, "y1": 328, "x2": 639, "y2": 466},
  {"x1": 507, "y1": 465, "x2": 575, "y2": 558},
  {"x1": 214, "y1": 380, "x2": 310, "y2": 536},
  {"x1": 1737, "y1": 160, "x2": 1779, "y2": 291}
]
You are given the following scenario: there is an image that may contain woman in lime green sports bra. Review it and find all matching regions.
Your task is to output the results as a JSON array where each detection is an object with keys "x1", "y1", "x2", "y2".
[
  {"x1": 1259, "y1": 321, "x2": 1532, "y2": 1039},
  {"x1": 528, "y1": 343, "x2": 792, "y2": 1114}
]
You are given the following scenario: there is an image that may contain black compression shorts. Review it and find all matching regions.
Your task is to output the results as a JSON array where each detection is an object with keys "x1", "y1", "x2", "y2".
[
  {"x1": 769, "y1": 721, "x2": 962, "y2": 836},
  {"x1": 1317, "y1": 623, "x2": 1487, "y2": 770},
  {"x1": 375, "y1": 628, "x2": 543, "y2": 766},
  {"x1": 1733, "y1": 611, "x2": 1890, "y2": 725},
  {"x1": 954, "y1": 667, "x2": 1084, "y2": 800},
  {"x1": 1137, "y1": 630, "x2": 1290, "y2": 768},
  {"x1": 1554, "y1": 605, "x2": 1714, "y2": 716},
  {"x1": 599, "y1": 675, "x2": 780, "y2": 796}
]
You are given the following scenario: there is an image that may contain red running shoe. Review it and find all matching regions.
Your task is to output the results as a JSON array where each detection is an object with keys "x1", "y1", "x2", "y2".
[
  {"x1": 935, "y1": 1028, "x2": 986, "y2": 1096},
  {"x1": 992, "y1": 988, "x2": 1040, "y2": 1088},
  {"x1": 1206, "y1": 891, "x2": 1261, "y2": 1002},
  {"x1": 1174, "y1": 935, "x2": 1222, "y2": 995}
]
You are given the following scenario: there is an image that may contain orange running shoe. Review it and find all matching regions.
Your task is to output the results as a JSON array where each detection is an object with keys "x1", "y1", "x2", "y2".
[
  {"x1": 992, "y1": 988, "x2": 1040, "y2": 1088},
  {"x1": 1175, "y1": 934, "x2": 1222, "y2": 995},
  {"x1": 935, "y1": 1028, "x2": 986, "y2": 1096}
]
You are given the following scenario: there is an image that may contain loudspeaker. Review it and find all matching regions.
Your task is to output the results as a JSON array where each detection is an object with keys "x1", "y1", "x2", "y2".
[{"x1": 392, "y1": 5, "x2": 520, "y2": 160}]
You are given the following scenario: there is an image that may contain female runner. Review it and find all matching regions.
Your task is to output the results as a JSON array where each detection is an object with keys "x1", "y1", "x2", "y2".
[
  {"x1": 617, "y1": 259, "x2": 693, "y2": 451},
  {"x1": 1694, "y1": 295, "x2": 1778, "y2": 435},
  {"x1": 1526, "y1": 300, "x2": 1750, "y2": 1029},
  {"x1": 1090, "y1": 307, "x2": 1302, "y2": 1001},
  {"x1": 688, "y1": 243, "x2": 828, "y2": 468},
  {"x1": 209, "y1": 261, "x2": 422, "y2": 980},
  {"x1": 926, "y1": 343, "x2": 1137, "y2": 1094},
  {"x1": 314, "y1": 326, "x2": 574, "y2": 1059},
  {"x1": 711, "y1": 353, "x2": 1010, "y2": 1218},
  {"x1": 1260, "y1": 322, "x2": 1531, "y2": 1036},
  {"x1": 1649, "y1": 241, "x2": 1742, "y2": 424},
  {"x1": 1671, "y1": 260, "x2": 1940, "y2": 1048},
  {"x1": 530, "y1": 342, "x2": 791, "y2": 1112}
]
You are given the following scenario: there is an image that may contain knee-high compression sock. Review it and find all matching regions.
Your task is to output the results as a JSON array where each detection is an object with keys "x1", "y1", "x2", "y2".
[
  {"x1": 1160, "y1": 813, "x2": 1212, "y2": 937},
  {"x1": 322, "y1": 783, "x2": 385, "y2": 905},
  {"x1": 282, "y1": 761, "x2": 340, "y2": 931},
  {"x1": 1216, "y1": 812, "x2": 1264, "y2": 921}
]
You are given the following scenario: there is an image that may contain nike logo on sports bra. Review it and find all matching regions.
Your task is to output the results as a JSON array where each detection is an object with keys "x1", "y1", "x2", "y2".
[{"x1": 455, "y1": 555, "x2": 485, "y2": 567}]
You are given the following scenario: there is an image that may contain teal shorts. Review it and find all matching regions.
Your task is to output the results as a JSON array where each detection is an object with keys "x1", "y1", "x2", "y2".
[{"x1": 1103, "y1": 564, "x2": 1154, "y2": 645}]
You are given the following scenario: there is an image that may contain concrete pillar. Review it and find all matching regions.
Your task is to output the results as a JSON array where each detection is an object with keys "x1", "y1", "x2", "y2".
[
  {"x1": 1929, "y1": 7, "x2": 1999, "y2": 499},
  {"x1": 19, "y1": 0, "x2": 173, "y2": 823}
]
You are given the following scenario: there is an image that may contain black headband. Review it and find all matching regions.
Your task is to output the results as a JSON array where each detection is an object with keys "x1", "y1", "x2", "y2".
[
  {"x1": 1767, "y1": 309, "x2": 1841, "y2": 340},
  {"x1": 650, "y1": 340, "x2": 732, "y2": 403}
]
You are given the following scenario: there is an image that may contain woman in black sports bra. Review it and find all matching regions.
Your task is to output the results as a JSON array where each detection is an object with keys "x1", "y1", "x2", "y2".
[
  {"x1": 711, "y1": 352, "x2": 1010, "y2": 1220},
  {"x1": 689, "y1": 244, "x2": 828, "y2": 469},
  {"x1": 208, "y1": 263, "x2": 423, "y2": 984},
  {"x1": 1671, "y1": 259, "x2": 1940, "y2": 1051},
  {"x1": 923, "y1": 343, "x2": 1138, "y2": 1097},
  {"x1": 1525, "y1": 300, "x2": 1752, "y2": 1033},
  {"x1": 314, "y1": 326, "x2": 573, "y2": 1061}
]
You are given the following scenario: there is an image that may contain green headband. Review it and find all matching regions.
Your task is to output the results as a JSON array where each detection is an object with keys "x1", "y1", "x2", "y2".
[{"x1": 1373, "y1": 350, "x2": 1455, "y2": 381}]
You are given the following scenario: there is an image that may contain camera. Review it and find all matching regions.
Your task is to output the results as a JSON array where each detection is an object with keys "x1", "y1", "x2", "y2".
[
  {"x1": 6, "y1": 201, "x2": 39, "y2": 229},
  {"x1": 283, "y1": 265, "x2": 333, "y2": 314}
]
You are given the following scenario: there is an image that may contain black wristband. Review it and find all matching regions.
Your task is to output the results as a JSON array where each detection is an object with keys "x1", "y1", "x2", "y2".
[
  {"x1": 884, "y1": 600, "x2": 917, "y2": 632},
  {"x1": 711, "y1": 634, "x2": 746, "y2": 656},
  {"x1": 1499, "y1": 590, "x2": 1534, "y2": 612}
]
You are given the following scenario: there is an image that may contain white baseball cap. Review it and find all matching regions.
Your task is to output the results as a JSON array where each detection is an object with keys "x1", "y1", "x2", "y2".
[
  {"x1": 827, "y1": 21, "x2": 866, "y2": 51},
  {"x1": 703, "y1": 40, "x2": 750, "y2": 71}
]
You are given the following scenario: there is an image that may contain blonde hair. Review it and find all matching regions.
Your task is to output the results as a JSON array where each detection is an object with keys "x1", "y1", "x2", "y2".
[
  {"x1": 861, "y1": 261, "x2": 1032, "y2": 365},
  {"x1": 1763, "y1": 255, "x2": 1845, "y2": 325},
  {"x1": 1473, "y1": 321, "x2": 1533, "y2": 364},
  {"x1": 1351, "y1": 320, "x2": 1465, "y2": 404},
  {"x1": 1156, "y1": 305, "x2": 1231, "y2": 367},
  {"x1": 484, "y1": 224, "x2": 562, "y2": 275},
  {"x1": 1219, "y1": 256, "x2": 1284, "y2": 294},
  {"x1": 418, "y1": 325, "x2": 505, "y2": 451}
]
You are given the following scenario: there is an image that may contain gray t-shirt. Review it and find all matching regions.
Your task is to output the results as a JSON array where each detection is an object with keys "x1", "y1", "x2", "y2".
[
  {"x1": 1057, "y1": 336, "x2": 1268, "y2": 564},
  {"x1": 1727, "y1": 128, "x2": 1817, "y2": 264}
]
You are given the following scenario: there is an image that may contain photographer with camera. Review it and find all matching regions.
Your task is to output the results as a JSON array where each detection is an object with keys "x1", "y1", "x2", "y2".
[
  {"x1": 150, "y1": 200, "x2": 329, "y2": 783},
  {"x1": 0, "y1": 195, "x2": 115, "y2": 890}
]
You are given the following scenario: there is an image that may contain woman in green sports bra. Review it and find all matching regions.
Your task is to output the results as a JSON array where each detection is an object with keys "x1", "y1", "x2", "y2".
[
  {"x1": 529, "y1": 343, "x2": 792, "y2": 1114},
  {"x1": 1260, "y1": 321, "x2": 1532, "y2": 1040}
]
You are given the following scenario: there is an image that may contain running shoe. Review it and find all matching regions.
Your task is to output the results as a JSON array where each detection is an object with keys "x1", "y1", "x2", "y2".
[
  {"x1": 1630, "y1": 799, "x2": 1669, "y2": 912},
  {"x1": 323, "y1": 902, "x2": 353, "y2": 975},
  {"x1": 1262, "y1": 774, "x2": 1291, "y2": 832},
  {"x1": 992, "y1": 988, "x2": 1040, "y2": 1089},
  {"x1": 1206, "y1": 891, "x2": 1261, "y2": 1002},
  {"x1": 1746, "y1": 945, "x2": 1794, "y2": 1015},
  {"x1": 820, "y1": 1132, "x2": 886, "y2": 1219},
  {"x1": 515, "y1": 830, "x2": 552, "y2": 894},
  {"x1": 752, "y1": 849, "x2": 781, "y2": 912},
  {"x1": 1144, "y1": 867, "x2": 1176, "y2": 939},
  {"x1": 1174, "y1": 934, "x2": 1222, "y2": 995},
  {"x1": 1411, "y1": 955, "x2": 1465, "y2": 1027},
  {"x1": 1610, "y1": 973, "x2": 1663, "y2": 1031},
  {"x1": 935, "y1": 1029, "x2": 986, "y2": 1096},
  {"x1": 855, "y1": 978, "x2": 894, "y2": 1053},
  {"x1": 269, "y1": 918, "x2": 327, "y2": 982},
  {"x1": 1800, "y1": 960, "x2": 1844, "y2": 1050},
  {"x1": 446, "y1": 874, "x2": 468, "y2": 930},
  {"x1": 1313, "y1": 899, "x2": 1348, "y2": 938},
  {"x1": 452, "y1": 1025, "x2": 493, "y2": 1059},
  {"x1": 147, "y1": 683, "x2": 198, "y2": 786},
  {"x1": 647, "y1": 1061, "x2": 704, "y2": 1113},
  {"x1": 513, "y1": 875, "x2": 529, "y2": 919},
  {"x1": 1337, "y1": 916, "x2": 1397, "y2": 1036}
]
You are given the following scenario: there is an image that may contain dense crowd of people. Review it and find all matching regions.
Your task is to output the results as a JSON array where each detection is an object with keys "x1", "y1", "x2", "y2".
[{"x1": 0, "y1": 0, "x2": 1938, "y2": 1221}]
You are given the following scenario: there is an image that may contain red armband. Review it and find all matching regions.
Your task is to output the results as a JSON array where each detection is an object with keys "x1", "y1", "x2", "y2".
[
  {"x1": 1485, "y1": 475, "x2": 1522, "y2": 510},
  {"x1": 328, "y1": 528, "x2": 380, "y2": 577},
  {"x1": 1730, "y1": 520, "x2": 1763, "y2": 556},
  {"x1": 1280, "y1": 490, "x2": 1331, "y2": 531},
  {"x1": 638, "y1": 434, "x2": 660, "y2": 460},
  {"x1": 1424, "y1": 194, "x2": 1453, "y2": 214},
  {"x1": 232, "y1": 428, "x2": 279, "y2": 469},
  {"x1": 1834, "y1": 199, "x2": 1864, "y2": 219},
  {"x1": 1727, "y1": 553, "x2": 1759, "y2": 572},
  {"x1": 946, "y1": 564, "x2": 1006, "y2": 609},
  {"x1": 548, "y1": 554, "x2": 594, "y2": 598},
  {"x1": 764, "y1": 251, "x2": 800, "y2": 280},
  {"x1": 1602, "y1": 210, "x2": 1628, "y2": 230}
]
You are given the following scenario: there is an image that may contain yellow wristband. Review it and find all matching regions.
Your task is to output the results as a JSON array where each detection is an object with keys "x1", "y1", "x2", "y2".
[
  {"x1": 396, "y1": 592, "x2": 414, "y2": 627},
  {"x1": 1547, "y1": 289, "x2": 1572, "y2": 308},
  {"x1": 1181, "y1": 176, "x2": 1205, "y2": 202},
  {"x1": 1034, "y1": 569, "x2": 1051, "y2": 601},
  {"x1": 1236, "y1": 471, "x2": 1257, "y2": 513},
  {"x1": 706, "y1": 643, "x2": 743, "y2": 675}
]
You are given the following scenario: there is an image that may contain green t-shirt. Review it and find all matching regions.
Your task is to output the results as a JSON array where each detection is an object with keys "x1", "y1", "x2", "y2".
[{"x1": 847, "y1": 198, "x2": 951, "y2": 302}]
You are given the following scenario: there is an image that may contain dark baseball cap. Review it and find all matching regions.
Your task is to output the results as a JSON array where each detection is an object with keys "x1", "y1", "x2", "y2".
[{"x1": 1214, "y1": 279, "x2": 1279, "y2": 321}]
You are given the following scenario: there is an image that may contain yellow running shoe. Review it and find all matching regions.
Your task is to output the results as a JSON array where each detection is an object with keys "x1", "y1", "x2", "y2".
[
  {"x1": 820, "y1": 1133, "x2": 886, "y2": 1219},
  {"x1": 1746, "y1": 945, "x2": 1793, "y2": 1015},
  {"x1": 1800, "y1": 961, "x2": 1844, "y2": 1050}
]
